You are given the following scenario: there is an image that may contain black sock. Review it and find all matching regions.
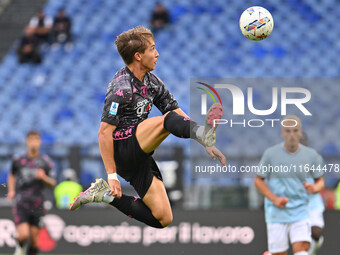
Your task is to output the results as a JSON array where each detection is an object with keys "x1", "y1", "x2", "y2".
[
  {"x1": 18, "y1": 240, "x2": 25, "y2": 247},
  {"x1": 110, "y1": 194, "x2": 163, "y2": 228},
  {"x1": 27, "y1": 245, "x2": 38, "y2": 255},
  {"x1": 164, "y1": 111, "x2": 198, "y2": 139}
]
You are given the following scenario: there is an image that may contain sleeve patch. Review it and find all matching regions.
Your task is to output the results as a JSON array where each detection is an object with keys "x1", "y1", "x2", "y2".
[{"x1": 109, "y1": 102, "x2": 119, "y2": 115}]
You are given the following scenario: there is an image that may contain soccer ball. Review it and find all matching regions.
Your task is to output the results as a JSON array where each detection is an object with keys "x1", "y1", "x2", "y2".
[{"x1": 239, "y1": 6, "x2": 274, "y2": 41}]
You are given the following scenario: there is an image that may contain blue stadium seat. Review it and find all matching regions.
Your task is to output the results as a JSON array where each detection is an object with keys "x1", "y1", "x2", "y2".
[
  {"x1": 322, "y1": 143, "x2": 339, "y2": 157},
  {"x1": 0, "y1": 0, "x2": 338, "y2": 157}
]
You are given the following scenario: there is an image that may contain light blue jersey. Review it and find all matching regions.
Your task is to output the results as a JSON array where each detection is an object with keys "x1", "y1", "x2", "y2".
[
  {"x1": 306, "y1": 178, "x2": 325, "y2": 212},
  {"x1": 257, "y1": 143, "x2": 324, "y2": 223}
]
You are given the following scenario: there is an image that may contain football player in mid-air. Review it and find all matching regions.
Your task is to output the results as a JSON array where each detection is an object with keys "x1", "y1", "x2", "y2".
[{"x1": 70, "y1": 27, "x2": 225, "y2": 228}]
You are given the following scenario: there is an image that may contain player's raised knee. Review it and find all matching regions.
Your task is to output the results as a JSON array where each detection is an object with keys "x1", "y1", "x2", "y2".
[
  {"x1": 152, "y1": 208, "x2": 173, "y2": 228},
  {"x1": 17, "y1": 232, "x2": 29, "y2": 242},
  {"x1": 159, "y1": 213, "x2": 173, "y2": 228}
]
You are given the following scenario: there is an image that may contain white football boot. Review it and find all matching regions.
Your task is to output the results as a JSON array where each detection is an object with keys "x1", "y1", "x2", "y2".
[
  {"x1": 202, "y1": 103, "x2": 223, "y2": 147},
  {"x1": 69, "y1": 178, "x2": 111, "y2": 211}
]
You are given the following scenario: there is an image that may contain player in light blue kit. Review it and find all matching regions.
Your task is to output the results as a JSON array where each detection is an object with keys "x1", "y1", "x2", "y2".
[
  {"x1": 300, "y1": 132, "x2": 325, "y2": 255},
  {"x1": 254, "y1": 116, "x2": 324, "y2": 255}
]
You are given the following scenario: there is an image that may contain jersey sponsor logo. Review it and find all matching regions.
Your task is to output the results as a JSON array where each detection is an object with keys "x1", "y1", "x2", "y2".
[
  {"x1": 113, "y1": 126, "x2": 134, "y2": 140},
  {"x1": 21, "y1": 167, "x2": 38, "y2": 182},
  {"x1": 136, "y1": 99, "x2": 152, "y2": 117},
  {"x1": 109, "y1": 102, "x2": 119, "y2": 115}
]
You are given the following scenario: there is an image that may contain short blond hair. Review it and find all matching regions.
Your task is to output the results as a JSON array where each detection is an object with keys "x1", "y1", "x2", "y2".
[
  {"x1": 115, "y1": 27, "x2": 154, "y2": 65},
  {"x1": 26, "y1": 130, "x2": 41, "y2": 138},
  {"x1": 282, "y1": 115, "x2": 302, "y2": 128}
]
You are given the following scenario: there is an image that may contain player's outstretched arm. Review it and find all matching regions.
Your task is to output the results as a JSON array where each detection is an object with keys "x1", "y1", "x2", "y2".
[
  {"x1": 6, "y1": 173, "x2": 15, "y2": 201},
  {"x1": 36, "y1": 169, "x2": 56, "y2": 188},
  {"x1": 303, "y1": 177, "x2": 324, "y2": 194},
  {"x1": 254, "y1": 176, "x2": 289, "y2": 208},
  {"x1": 206, "y1": 146, "x2": 226, "y2": 166},
  {"x1": 98, "y1": 122, "x2": 121, "y2": 197}
]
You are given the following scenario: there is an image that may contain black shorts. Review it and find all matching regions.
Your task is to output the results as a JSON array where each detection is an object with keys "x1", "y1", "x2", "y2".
[
  {"x1": 12, "y1": 201, "x2": 44, "y2": 227},
  {"x1": 114, "y1": 125, "x2": 163, "y2": 198}
]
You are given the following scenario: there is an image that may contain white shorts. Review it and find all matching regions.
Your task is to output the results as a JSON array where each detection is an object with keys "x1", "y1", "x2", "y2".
[
  {"x1": 310, "y1": 210, "x2": 324, "y2": 228},
  {"x1": 267, "y1": 219, "x2": 311, "y2": 253}
]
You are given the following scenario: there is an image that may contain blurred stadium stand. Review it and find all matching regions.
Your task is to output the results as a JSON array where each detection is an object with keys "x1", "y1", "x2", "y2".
[
  {"x1": 0, "y1": 0, "x2": 48, "y2": 58},
  {"x1": 0, "y1": 0, "x2": 339, "y2": 209}
]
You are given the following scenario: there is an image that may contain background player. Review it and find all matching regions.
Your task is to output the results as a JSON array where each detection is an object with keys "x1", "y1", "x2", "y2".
[
  {"x1": 300, "y1": 132, "x2": 325, "y2": 255},
  {"x1": 7, "y1": 130, "x2": 56, "y2": 255},
  {"x1": 70, "y1": 27, "x2": 226, "y2": 228},
  {"x1": 254, "y1": 116, "x2": 324, "y2": 255}
]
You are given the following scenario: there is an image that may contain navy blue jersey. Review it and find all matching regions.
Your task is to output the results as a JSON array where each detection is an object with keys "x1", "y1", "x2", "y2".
[
  {"x1": 101, "y1": 66, "x2": 179, "y2": 140},
  {"x1": 11, "y1": 154, "x2": 55, "y2": 204}
]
